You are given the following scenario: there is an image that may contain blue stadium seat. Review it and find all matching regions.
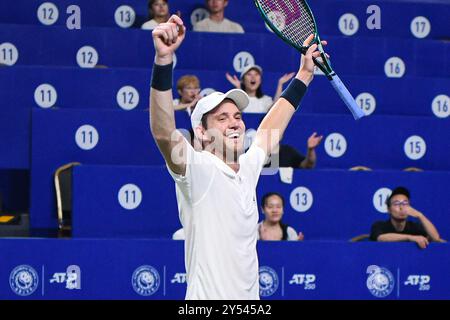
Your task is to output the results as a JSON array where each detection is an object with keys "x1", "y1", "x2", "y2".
[
  {"x1": 1, "y1": 66, "x2": 448, "y2": 117},
  {"x1": 0, "y1": 0, "x2": 149, "y2": 29},
  {"x1": 69, "y1": 165, "x2": 450, "y2": 241},
  {"x1": 0, "y1": 0, "x2": 448, "y2": 40},
  {"x1": 30, "y1": 109, "x2": 450, "y2": 230},
  {"x1": 0, "y1": 109, "x2": 30, "y2": 169},
  {"x1": 1, "y1": 25, "x2": 449, "y2": 77},
  {"x1": 71, "y1": 165, "x2": 180, "y2": 238}
]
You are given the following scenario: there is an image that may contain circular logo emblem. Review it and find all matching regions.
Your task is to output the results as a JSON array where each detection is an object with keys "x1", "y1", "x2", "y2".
[
  {"x1": 131, "y1": 265, "x2": 160, "y2": 296},
  {"x1": 259, "y1": 266, "x2": 279, "y2": 297},
  {"x1": 366, "y1": 265, "x2": 395, "y2": 298},
  {"x1": 10, "y1": 265, "x2": 39, "y2": 296}
]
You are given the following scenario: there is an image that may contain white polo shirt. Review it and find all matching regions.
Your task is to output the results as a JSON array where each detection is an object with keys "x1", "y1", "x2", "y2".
[{"x1": 167, "y1": 138, "x2": 266, "y2": 300}]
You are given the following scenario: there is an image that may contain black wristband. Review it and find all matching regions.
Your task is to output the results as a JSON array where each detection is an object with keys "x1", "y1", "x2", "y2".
[
  {"x1": 280, "y1": 78, "x2": 308, "y2": 110},
  {"x1": 151, "y1": 62, "x2": 173, "y2": 91}
]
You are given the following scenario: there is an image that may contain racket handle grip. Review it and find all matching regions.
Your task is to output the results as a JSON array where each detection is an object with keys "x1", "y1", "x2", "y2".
[{"x1": 329, "y1": 74, "x2": 365, "y2": 120}]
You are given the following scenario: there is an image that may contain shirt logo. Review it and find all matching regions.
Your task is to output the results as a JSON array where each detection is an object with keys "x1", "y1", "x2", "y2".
[
  {"x1": 131, "y1": 265, "x2": 160, "y2": 296},
  {"x1": 259, "y1": 266, "x2": 279, "y2": 297},
  {"x1": 366, "y1": 265, "x2": 395, "y2": 298},
  {"x1": 10, "y1": 265, "x2": 39, "y2": 296}
]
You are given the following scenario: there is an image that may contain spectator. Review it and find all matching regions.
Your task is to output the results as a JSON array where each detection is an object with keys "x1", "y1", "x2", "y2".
[
  {"x1": 142, "y1": 0, "x2": 170, "y2": 30},
  {"x1": 258, "y1": 192, "x2": 304, "y2": 241},
  {"x1": 370, "y1": 186, "x2": 442, "y2": 249},
  {"x1": 226, "y1": 65, "x2": 295, "y2": 113},
  {"x1": 174, "y1": 75, "x2": 201, "y2": 116},
  {"x1": 265, "y1": 133, "x2": 323, "y2": 169},
  {"x1": 194, "y1": 0, "x2": 244, "y2": 33}
]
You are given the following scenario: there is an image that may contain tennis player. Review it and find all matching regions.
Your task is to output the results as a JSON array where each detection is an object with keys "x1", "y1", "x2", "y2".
[{"x1": 150, "y1": 15, "x2": 326, "y2": 300}]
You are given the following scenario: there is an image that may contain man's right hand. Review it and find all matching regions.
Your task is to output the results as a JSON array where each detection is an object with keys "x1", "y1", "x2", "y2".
[
  {"x1": 297, "y1": 34, "x2": 328, "y2": 87},
  {"x1": 152, "y1": 15, "x2": 186, "y2": 65},
  {"x1": 410, "y1": 235, "x2": 429, "y2": 249}
]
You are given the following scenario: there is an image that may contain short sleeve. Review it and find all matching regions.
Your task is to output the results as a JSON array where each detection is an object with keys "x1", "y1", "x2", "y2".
[
  {"x1": 408, "y1": 221, "x2": 428, "y2": 237},
  {"x1": 280, "y1": 145, "x2": 305, "y2": 168},
  {"x1": 370, "y1": 222, "x2": 386, "y2": 241},
  {"x1": 239, "y1": 144, "x2": 267, "y2": 186},
  {"x1": 166, "y1": 138, "x2": 194, "y2": 200},
  {"x1": 166, "y1": 136, "x2": 214, "y2": 204},
  {"x1": 286, "y1": 226, "x2": 298, "y2": 241},
  {"x1": 235, "y1": 23, "x2": 245, "y2": 33}
]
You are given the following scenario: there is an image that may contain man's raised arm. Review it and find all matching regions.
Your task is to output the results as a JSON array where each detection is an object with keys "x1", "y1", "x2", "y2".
[
  {"x1": 150, "y1": 15, "x2": 187, "y2": 175},
  {"x1": 255, "y1": 35, "x2": 327, "y2": 155}
]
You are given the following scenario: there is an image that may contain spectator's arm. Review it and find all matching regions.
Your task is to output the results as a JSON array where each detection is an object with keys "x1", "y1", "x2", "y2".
[
  {"x1": 407, "y1": 207, "x2": 441, "y2": 242},
  {"x1": 274, "y1": 73, "x2": 295, "y2": 102},
  {"x1": 378, "y1": 234, "x2": 429, "y2": 249},
  {"x1": 300, "y1": 132, "x2": 322, "y2": 169},
  {"x1": 377, "y1": 233, "x2": 414, "y2": 242},
  {"x1": 300, "y1": 148, "x2": 316, "y2": 169}
]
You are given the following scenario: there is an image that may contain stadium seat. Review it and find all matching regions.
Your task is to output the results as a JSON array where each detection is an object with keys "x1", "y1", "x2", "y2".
[
  {"x1": 65, "y1": 165, "x2": 450, "y2": 240},
  {"x1": 54, "y1": 162, "x2": 80, "y2": 238},
  {"x1": 1, "y1": 66, "x2": 448, "y2": 117},
  {"x1": 1, "y1": 25, "x2": 449, "y2": 77},
  {"x1": 1, "y1": 0, "x2": 449, "y2": 40}
]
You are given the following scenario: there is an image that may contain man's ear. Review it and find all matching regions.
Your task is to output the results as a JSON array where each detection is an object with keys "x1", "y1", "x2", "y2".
[
  {"x1": 177, "y1": 89, "x2": 183, "y2": 97},
  {"x1": 195, "y1": 126, "x2": 207, "y2": 142}
]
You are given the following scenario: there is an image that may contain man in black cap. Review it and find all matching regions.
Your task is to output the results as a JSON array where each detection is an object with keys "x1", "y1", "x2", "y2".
[{"x1": 370, "y1": 187, "x2": 442, "y2": 249}]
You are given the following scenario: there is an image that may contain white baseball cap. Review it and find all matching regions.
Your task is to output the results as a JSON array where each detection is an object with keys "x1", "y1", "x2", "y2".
[
  {"x1": 190, "y1": 89, "x2": 249, "y2": 130},
  {"x1": 240, "y1": 64, "x2": 263, "y2": 80}
]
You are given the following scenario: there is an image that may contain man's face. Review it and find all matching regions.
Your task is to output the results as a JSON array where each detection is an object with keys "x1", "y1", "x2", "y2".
[
  {"x1": 200, "y1": 100, "x2": 245, "y2": 159},
  {"x1": 263, "y1": 195, "x2": 284, "y2": 223},
  {"x1": 152, "y1": 0, "x2": 169, "y2": 17},
  {"x1": 207, "y1": 0, "x2": 228, "y2": 14},
  {"x1": 388, "y1": 194, "x2": 410, "y2": 221}
]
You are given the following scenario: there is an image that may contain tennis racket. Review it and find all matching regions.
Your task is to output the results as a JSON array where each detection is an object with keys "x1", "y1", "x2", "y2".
[{"x1": 254, "y1": 0, "x2": 365, "y2": 120}]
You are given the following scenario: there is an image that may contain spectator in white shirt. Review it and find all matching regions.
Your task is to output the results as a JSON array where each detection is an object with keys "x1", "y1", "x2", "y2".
[
  {"x1": 194, "y1": 0, "x2": 244, "y2": 34},
  {"x1": 226, "y1": 65, "x2": 295, "y2": 113},
  {"x1": 142, "y1": 0, "x2": 170, "y2": 30}
]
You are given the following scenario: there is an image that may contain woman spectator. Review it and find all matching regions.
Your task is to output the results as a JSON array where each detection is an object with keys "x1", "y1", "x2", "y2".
[
  {"x1": 258, "y1": 192, "x2": 304, "y2": 241},
  {"x1": 173, "y1": 75, "x2": 202, "y2": 116},
  {"x1": 226, "y1": 65, "x2": 295, "y2": 113}
]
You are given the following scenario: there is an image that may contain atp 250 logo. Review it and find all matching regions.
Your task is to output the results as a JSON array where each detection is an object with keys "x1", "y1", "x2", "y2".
[
  {"x1": 404, "y1": 275, "x2": 431, "y2": 291},
  {"x1": 289, "y1": 274, "x2": 316, "y2": 290}
]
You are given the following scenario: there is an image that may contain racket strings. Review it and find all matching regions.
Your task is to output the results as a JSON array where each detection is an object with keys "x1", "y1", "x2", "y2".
[{"x1": 258, "y1": 0, "x2": 315, "y2": 47}]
